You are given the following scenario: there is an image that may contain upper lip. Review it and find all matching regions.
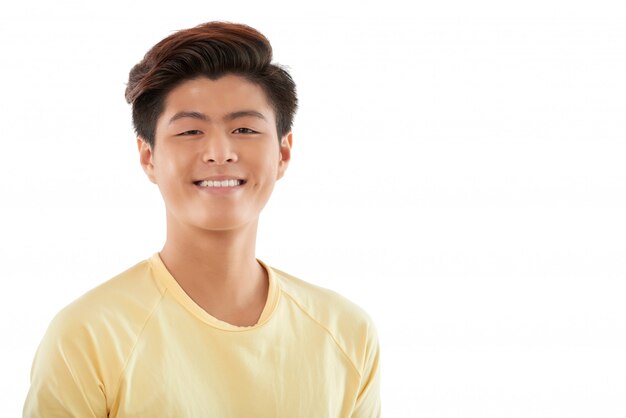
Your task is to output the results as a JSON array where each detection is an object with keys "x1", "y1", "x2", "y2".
[{"x1": 194, "y1": 176, "x2": 246, "y2": 183}]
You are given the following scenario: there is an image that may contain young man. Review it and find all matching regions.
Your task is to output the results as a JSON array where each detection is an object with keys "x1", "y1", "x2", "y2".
[{"x1": 24, "y1": 21, "x2": 381, "y2": 417}]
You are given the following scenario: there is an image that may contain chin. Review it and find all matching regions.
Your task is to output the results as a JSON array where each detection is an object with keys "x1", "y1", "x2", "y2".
[{"x1": 192, "y1": 215, "x2": 255, "y2": 232}]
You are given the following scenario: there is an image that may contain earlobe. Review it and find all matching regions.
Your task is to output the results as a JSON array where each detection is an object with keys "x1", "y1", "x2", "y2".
[{"x1": 137, "y1": 137, "x2": 157, "y2": 184}]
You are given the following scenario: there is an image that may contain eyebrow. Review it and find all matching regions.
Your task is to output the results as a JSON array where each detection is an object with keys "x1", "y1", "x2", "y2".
[{"x1": 168, "y1": 110, "x2": 267, "y2": 125}]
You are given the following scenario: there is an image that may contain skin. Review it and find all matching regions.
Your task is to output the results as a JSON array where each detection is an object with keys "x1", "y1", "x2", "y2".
[{"x1": 138, "y1": 74, "x2": 292, "y2": 327}]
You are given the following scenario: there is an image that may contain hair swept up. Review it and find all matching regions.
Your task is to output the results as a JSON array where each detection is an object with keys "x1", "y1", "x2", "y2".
[{"x1": 125, "y1": 21, "x2": 297, "y2": 148}]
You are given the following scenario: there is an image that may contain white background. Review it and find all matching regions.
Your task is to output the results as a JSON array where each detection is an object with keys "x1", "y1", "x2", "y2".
[{"x1": 1, "y1": 0, "x2": 625, "y2": 416}]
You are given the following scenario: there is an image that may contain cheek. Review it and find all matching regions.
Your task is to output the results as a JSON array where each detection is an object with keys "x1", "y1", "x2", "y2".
[
  {"x1": 254, "y1": 164, "x2": 278, "y2": 188},
  {"x1": 260, "y1": 151, "x2": 280, "y2": 174},
  {"x1": 154, "y1": 152, "x2": 191, "y2": 189}
]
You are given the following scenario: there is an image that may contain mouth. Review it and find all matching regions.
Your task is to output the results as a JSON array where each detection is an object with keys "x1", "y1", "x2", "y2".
[{"x1": 193, "y1": 179, "x2": 247, "y2": 188}]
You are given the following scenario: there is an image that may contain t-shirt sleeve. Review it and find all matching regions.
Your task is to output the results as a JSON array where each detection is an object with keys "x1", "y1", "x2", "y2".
[
  {"x1": 351, "y1": 316, "x2": 382, "y2": 418},
  {"x1": 23, "y1": 313, "x2": 108, "y2": 418}
]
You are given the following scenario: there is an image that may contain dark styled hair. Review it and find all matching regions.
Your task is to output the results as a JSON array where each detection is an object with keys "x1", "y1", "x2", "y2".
[{"x1": 124, "y1": 21, "x2": 298, "y2": 148}]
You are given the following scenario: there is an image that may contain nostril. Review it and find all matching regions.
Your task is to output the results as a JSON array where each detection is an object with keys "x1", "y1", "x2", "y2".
[{"x1": 205, "y1": 158, "x2": 236, "y2": 164}]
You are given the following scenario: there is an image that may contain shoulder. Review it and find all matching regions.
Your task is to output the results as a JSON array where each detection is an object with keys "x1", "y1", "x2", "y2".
[
  {"x1": 273, "y1": 266, "x2": 373, "y2": 323},
  {"x1": 270, "y1": 266, "x2": 378, "y2": 371},
  {"x1": 42, "y1": 257, "x2": 165, "y2": 361},
  {"x1": 26, "y1": 258, "x2": 164, "y2": 415}
]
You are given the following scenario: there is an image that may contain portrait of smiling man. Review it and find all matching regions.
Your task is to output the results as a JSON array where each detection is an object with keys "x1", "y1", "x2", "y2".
[{"x1": 23, "y1": 21, "x2": 381, "y2": 417}]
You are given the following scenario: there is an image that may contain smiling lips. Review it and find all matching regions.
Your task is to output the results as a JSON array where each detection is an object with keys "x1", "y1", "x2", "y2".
[
  {"x1": 193, "y1": 175, "x2": 247, "y2": 189},
  {"x1": 195, "y1": 179, "x2": 245, "y2": 188}
]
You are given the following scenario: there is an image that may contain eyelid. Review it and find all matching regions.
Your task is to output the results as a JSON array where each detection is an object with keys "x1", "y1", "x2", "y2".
[
  {"x1": 177, "y1": 130, "x2": 203, "y2": 136},
  {"x1": 233, "y1": 127, "x2": 258, "y2": 134}
]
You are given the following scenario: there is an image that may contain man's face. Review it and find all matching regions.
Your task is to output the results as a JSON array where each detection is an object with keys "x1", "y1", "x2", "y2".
[{"x1": 138, "y1": 74, "x2": 292, "y2": 232}]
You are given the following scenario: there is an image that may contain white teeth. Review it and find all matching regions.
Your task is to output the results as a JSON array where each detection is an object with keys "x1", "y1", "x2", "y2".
[{"x1": 197, "y1": 179, "x2": 243, "y2": 188}]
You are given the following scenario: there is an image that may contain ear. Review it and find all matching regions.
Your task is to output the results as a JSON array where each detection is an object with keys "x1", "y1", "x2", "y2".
[
  {"x1": 276, "y1": 132, "x2": 292, "y2": 180},
  {"x1": 137, "y1": 137, "x2": 157, "y2": 184}
]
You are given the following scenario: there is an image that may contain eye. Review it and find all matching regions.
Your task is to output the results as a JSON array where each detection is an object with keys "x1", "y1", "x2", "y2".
[
  {"x1": 177, "y1": 130, "x2": 203, "y2": 136},
  {"x1": 233, "y1": 127, "x2": 258, "y2": 134}
]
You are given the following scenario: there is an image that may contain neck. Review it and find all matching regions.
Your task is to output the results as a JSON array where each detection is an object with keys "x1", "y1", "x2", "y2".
[{"x1": 158, "y1": 212, "x2": 268, "y2": 321}]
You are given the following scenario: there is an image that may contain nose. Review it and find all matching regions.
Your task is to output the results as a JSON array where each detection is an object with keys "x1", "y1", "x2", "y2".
[{"x1": 202, "y1": 131, "x2": 238, "y2": 164}]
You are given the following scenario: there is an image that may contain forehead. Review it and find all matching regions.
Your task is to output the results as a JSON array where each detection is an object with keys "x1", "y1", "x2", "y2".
[{"x1": 161, "y1": 74, "x2": 275, "y2": 123}]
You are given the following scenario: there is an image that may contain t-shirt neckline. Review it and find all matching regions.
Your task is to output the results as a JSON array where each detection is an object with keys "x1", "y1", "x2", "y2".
[{"x1": 149, "y1": 252, "x2": 280, "y2": 332}]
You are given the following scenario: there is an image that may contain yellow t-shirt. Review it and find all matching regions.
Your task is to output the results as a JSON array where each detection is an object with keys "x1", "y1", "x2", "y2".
[{"x1": 24, "y1": 254, "x2": 381, "y2": 417}]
